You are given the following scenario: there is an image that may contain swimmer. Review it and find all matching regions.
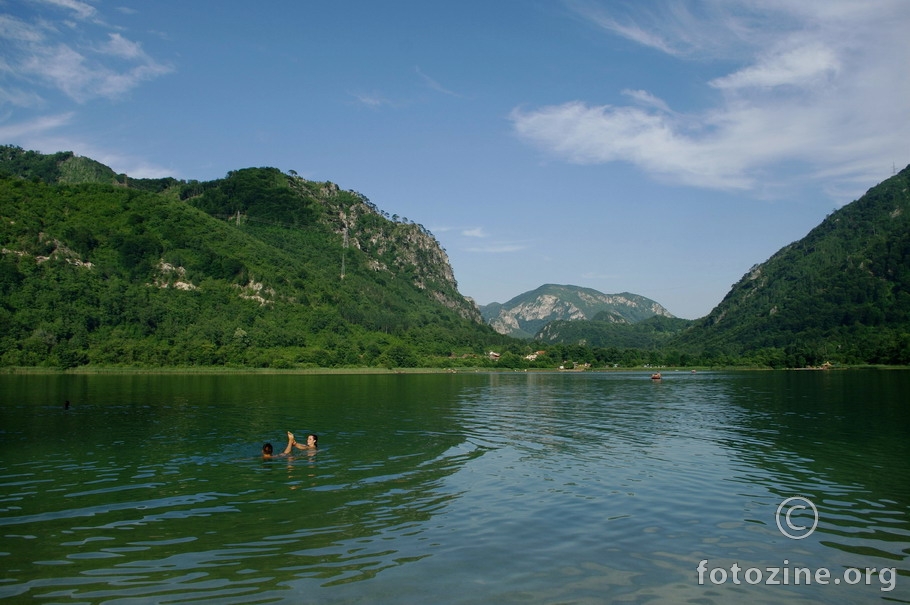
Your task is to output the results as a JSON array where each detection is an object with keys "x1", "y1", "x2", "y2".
[
  {"x1": 262, "y1": 431, "x2": 317, "y2": 458},
  {"x1": 292, "y1": 432, "x2": 318, "y2": 450},
  {"x1": 262, "y1": 431, "x2": 297, "y2": 458}
]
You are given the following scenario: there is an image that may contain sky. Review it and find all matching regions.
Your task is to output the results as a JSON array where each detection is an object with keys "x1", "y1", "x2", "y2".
[{"x1": 2, "y1": 0, "x2": 909, "y2": 319}]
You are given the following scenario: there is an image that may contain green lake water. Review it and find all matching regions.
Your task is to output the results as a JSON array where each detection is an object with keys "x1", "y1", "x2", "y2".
[{"x1": 0, "y1": 370, "x2": 908, "y2": 604}]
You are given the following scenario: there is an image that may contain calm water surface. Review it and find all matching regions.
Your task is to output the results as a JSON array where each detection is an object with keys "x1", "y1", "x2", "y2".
[{"x1": 0, "y1": 370, "x2": 908, "y2": 604}]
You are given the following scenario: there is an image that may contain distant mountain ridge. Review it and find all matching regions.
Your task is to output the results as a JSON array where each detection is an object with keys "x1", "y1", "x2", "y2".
[
  {"x1": 4, "y1": 144, "x2": 907, "y2": 368},
  {"x1": 480, "y1": 284, "x2": 674, "y2": 339}
]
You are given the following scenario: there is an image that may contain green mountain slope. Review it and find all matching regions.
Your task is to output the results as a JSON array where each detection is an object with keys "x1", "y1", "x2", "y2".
[
  {"x1": 675, "y1": 165, "x2": 910, "y2": 366},
  {"x1": 480, "y1": 284, "x2": 674, "y2": 339},
  {"x1": 537, "y1": 315, "x2": 692, "y2": 348},
  {"x1": 0, "y1": 145, "x2": 506, "y2": 368}
]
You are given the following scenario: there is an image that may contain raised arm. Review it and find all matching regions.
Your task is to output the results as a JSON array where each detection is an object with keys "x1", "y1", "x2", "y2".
[{"x1": 282, "y1": 431, "x2": 297, "y2": 455}]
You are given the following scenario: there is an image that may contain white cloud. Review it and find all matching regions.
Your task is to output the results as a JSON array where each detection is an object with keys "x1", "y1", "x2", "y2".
[
  {"x1": 512, "y1": 101, "x2": 752, "y2": 189},
  {"x1": 99, "y1": 32, "x2": 144, "y2": 60},
  {"x1": 0, "y1": 112, "x2": 74, "y2": 140},
  {"x1": 19, "y1": 36, "x2": 172, "y2": 102},
  {"x1": 462, "y1": 227, "x2": 487, "y2": 238},
  {"x1": 465, "y1": 243, "x2": 528, "y2": 254},
  {"x1": 0, "y1": 14, "x2": 44, "y2": 42},
  {"x1": 352, "y1": 92, "x2": 392, "y2": 108},
  {"x1": 0, "y1": 2, "x2": 174, "y2": 180},
  {"x1": 415, "y1": 66, "x2": 464, "y2": 98},
  {"x1": 0, "y1": 87, "x2": 44, "y2": 108},
  {"x1": 35, "y1": 0, "x2": 98, "y2": 21},
  {"x1": 622, "y1": 89, "x2": 672, "y2": 113},
  {"x1": 516, "y1": 0, "x2": 910, "y2": 198},
  {"x1": 567, "y1": 1, "x2": 678, "y2": 55},
  {"x1": 1, "y1": 7, "x2": 172, "y2": 104},
  {"x1": 710, "y1": 41, "x2": 840, "y2": 90}
]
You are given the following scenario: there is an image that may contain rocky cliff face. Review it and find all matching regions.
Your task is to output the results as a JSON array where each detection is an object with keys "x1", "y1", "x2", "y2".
[
  {"x1": 481, "y1": 284, "x2": 674, "y2": 338},
  {"x1": 303, "y1": 180, "x2": 482, "y2": 324}
]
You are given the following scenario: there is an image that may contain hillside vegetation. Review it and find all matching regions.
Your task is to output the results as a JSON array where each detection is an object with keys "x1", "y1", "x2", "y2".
[
  {"x1": 524, "y1": 167, "x2": 910, "y2": 367},
  {"x1": 674, "y1": 165, "x2": 910, "y2": 367},
  {"x1": 0, "y1": 146, "x2": 514, "y2": 369},
  {"x1": 538, "y1": 315, "x2": 692, "y2": 349},
  {"x1": 3, "y1": 145, "x2": 907, "y2": 369}
]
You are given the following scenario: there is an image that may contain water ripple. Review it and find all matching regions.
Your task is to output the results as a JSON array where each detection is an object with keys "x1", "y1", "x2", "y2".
[{"x1": 1, "y1": 371, "x2": 907, "y2": 604}]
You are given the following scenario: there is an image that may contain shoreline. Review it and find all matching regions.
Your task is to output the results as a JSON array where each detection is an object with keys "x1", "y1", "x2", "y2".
[{"x1": 2, "y1": 364, "x2": 906, "y2": 375}]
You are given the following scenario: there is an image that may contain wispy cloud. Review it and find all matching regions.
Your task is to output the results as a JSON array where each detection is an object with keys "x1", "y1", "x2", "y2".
[
  {"x1": 621, "y1": 89, "x2": 672, "y2": 113},
  {"x1": 0, "y1": 112, "x2": 74, "y2": 140},
  {"x1": 437, "y1": 225, "x2": 531, "y2": 254},
  {"x1": 465, "y1": 242, "x2": 529, "y2": 254},
  {"x1": 351, "y1": 91, "x2": 393, "y2": 108},
  {"x1": 515, "y1": 0, "x2": 910, "y2": 199},
  {"x1": 415, "y1": 66, "x2": 463, "y2": 98},
  {"x1": 461, "y1": 227, "x2": 487, "y2": 238},
  {"x1": 1, "y1": 4, "x2": 172, "y2": 105},
  {"x1": 0, "y1": 3, "x2": 173, "y2": 175},
  {"x1": 35, "y1": 0, "x2": 98, "y2": 22},
  {"x1": 709, "y1": 42, "x2": 840, "y2": 90},
  {"x1": 568, "y1": 1, "x2": 678, "y2": 56},
  {"x1": 0, "y1": 14, "x2": 44, "y2": 43},
  {"x1": 0, "y1": 87, "x2": 44, "y2": 109},
  {"x1": 14, "y1": 31, "x2": 172, "y2": 103},
  {"x1": 351, "y1": 67, "x2": 464, "y2": 110}
]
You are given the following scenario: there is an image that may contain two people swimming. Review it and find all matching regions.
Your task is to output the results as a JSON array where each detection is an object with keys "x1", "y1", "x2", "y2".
[{"x1": 262, "y1": 431, "x2": 318, "y2": 458}]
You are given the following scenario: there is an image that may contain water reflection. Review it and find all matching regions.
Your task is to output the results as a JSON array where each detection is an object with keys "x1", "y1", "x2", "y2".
[
  {"x1": 0, "y1": 374, "x2": 481, "y2": 602},
  {"x1": 1, "y1": 371, "x2": 908, "y2": 604},
  {"x1": 429, "y1": 371, "x2": 909, "y2": 603},
  {"x1": 707, "y1": 370, "x2": 910, "y2": 584}
]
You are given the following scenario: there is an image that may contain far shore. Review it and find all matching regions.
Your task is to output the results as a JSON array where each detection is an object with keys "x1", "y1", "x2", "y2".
[{"x1": 1, "y1": 364, "x2": 906, "y2": 376}]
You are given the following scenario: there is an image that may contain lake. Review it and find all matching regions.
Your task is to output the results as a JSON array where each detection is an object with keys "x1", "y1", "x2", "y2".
[{"x1": 0, "y1": 369, "x2": 908, "y2": 604}]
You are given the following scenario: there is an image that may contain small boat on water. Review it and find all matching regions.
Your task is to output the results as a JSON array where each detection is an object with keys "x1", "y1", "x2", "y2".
[{"x1": 651, "y1": 372, "x2": 662, "y2": 380}]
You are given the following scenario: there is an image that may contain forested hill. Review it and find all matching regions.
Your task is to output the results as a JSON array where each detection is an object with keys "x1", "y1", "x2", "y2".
[
  {"x1": 0, "y1": 145, "x2": 509, "y2": 368},
  {"x1": 674, "y1": 165, "x2": 910, "y2": 366}
]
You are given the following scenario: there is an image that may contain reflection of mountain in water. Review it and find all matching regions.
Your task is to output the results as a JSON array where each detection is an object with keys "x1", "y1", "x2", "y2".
[
  {"x1": 451, "y1": 371, "x2": 909, "y2": 583},
  {"x1": 707, "y1": 370, "x2": 910, "y2": 567},
  {"x1": 0, "y1": 373, "x2": 485, "y2": 601},
  {"x1": 2, "y1": 371, "x2": 907, "y2": 603}
]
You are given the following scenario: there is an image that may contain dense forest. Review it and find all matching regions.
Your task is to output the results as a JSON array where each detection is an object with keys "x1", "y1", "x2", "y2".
[
  {"x1": 536, "y1": 166, "x2": 910, "y2": 367},
  {"x1": 0, "y1": 146, "x2": 518, "y2": 369},
  {"x1": 672, "y1": 165, "x2": 910, "y2": 367},
  {"x1": 538, "y1": 315, "x2": 692, "y2": 350},
  {"x1": 1, "y1": 146, "x2": 908, "y2": 369}
]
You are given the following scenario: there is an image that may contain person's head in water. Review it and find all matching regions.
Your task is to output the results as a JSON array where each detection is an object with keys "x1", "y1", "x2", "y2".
[
  {"x1": 262, "y1": 442, "x2": 274, "y2": 456},
  {"x1": 305, "y1": 434, "x2": 318, "y2": 448}
]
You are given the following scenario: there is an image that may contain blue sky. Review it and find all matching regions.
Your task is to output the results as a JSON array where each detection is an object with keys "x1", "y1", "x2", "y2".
[{"x1": 2, "y1": 0, "x2": 908, "y2": 319}]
